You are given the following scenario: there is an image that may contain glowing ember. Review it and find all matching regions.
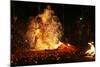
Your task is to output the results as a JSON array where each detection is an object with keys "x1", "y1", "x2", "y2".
[
  {"x1": 85, "y1": 41, "x2": 95, "y2": 57},
  {"x1": 67, "y1": 44, "x2": 71, "y2": 47},
  {"x1": 26, "y1": 5, "x2": 63, "y2": 50}
]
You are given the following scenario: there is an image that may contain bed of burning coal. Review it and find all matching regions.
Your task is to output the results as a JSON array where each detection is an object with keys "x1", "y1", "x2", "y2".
[{"x1": 11, "y1": 43, "x2": 95, "y2": 66}]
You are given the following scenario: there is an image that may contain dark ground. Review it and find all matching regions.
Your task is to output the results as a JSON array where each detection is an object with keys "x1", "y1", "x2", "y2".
[{"x1": 11, "y1": 44, "x2": 95, "y2": 66}]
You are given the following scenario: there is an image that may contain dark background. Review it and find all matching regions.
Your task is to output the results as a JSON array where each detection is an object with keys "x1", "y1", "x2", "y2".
[{"x1": 11, "y1": 1, "x2": 95, "y2": 51}]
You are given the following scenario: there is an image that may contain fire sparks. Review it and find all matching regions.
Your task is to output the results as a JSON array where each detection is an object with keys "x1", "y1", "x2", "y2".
[
  {"x1": 85, "y1": 41, "x2": 95, "y2": 57},
  {"x1": 26, "y1": 5, "x2": 63, "y2": 50}
]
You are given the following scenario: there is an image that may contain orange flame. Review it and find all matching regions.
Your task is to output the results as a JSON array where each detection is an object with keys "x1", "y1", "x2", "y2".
[
  {"x1": 85, "y1": 41, "x2": 95, "y2": 57},
  {"x1": 26, "y1": 5, "x2": 63, "y2": 50}
]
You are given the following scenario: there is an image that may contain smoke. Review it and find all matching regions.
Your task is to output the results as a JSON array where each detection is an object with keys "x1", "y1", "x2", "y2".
[{"x1": 26, "y1": 5, "x2": 63, "y2": 50}]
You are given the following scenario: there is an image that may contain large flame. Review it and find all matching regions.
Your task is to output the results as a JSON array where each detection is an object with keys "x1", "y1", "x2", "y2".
[
  {"x1": 85, "y1": 41, "x2": 95, "y2": 57},
  {"x1": 26, "y1": 5, "x2": 63, "y2": 50}
]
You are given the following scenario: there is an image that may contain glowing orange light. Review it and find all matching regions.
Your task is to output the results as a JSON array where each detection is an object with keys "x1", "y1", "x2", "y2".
[
  {"x1": 26, "y1": 5, "x2": 63, "y2": 50},
  {"x1": 85, "y1": 41, "x2": 95, "y2": 57}
]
